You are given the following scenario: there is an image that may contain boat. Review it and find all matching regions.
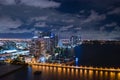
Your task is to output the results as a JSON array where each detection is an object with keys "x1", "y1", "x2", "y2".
[{"x1": 34, "y1": 71, "x2": 42, "y2": 75}]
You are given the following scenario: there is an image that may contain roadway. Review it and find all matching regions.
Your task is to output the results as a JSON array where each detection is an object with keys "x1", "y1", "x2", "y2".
[{"x1": 29, "y1": 63, "x2": 120, "y2": 72}]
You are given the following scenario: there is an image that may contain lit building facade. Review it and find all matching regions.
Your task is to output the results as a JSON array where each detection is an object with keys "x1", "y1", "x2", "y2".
[
  {"x1": 30, "y1": 31, "x2": 58, "y2": 59},
  {"x1": 30, "y1": 38, "x2": 46, "y2": 59},
  {"x1": 70, "y1": 35, "x2": 81, "y2": 47},
  {"x1": 58, "y1": 39, "x2": 70, "y2": 48}
]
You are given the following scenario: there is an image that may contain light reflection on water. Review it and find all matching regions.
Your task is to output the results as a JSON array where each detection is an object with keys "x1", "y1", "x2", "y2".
[
  {"x1": 118, "y1": 72, "x2": 120, "y2": 80},
  {"x1": 1, "y1": 65, "x2": 120, "y2": 80},
  {"x1": 32, "y1": 65, "x2": 120, "y2": 80}
]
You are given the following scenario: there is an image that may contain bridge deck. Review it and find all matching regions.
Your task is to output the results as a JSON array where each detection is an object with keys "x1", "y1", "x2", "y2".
[{"x1": 30, "y1": 63, "x2": 120, "y2": 72}]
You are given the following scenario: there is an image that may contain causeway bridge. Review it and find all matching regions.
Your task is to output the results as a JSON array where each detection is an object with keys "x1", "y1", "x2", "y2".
[{"x1": 29, "y1": 63, "x2": 120, "y2": 72}]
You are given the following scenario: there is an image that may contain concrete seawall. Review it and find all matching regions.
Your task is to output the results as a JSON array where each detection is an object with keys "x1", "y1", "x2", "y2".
[{"x1": 0, "y1": 64, "x2": 26, "y2": 78}]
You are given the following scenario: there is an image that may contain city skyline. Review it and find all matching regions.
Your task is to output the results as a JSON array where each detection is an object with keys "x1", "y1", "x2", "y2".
[{"x1": 0, "y1": 0, "x2": 120, "y2": 40}]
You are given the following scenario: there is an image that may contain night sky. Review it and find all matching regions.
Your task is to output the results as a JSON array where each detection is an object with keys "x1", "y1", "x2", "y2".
[{"x1": 0, "y1": 0, "x2": 120, "y2": 40}]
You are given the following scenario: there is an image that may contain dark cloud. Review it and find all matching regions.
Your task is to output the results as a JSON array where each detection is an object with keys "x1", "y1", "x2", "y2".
[
  {"x1": 0, "y1": 0, "x2": 61, "y2": 8},
  {"x1": 0, "y1": 0, "x2": 120, "y2": 40},
  {"x1": 55, "y1": 0, "x2": 120, "y2": 14},
  {"x1": 107, "y1": 7, "x2": 120, "y2": 15}
]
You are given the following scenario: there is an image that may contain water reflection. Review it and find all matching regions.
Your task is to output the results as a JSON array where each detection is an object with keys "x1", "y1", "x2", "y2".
[
  {"x1": 88, "y1": 70, "x2": 93, "y2": 79},
  {"x1": 32, "y1": 65, "x2": 120, "y2": 80},
  {"x1": 118, "y1": 72, "x2": 120, "y2": 80}
]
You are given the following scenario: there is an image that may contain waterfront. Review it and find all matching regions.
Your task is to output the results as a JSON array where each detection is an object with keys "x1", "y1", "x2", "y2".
[
  {"x1": 0, "y1": 40, "x2": 120, "y2": 80},
  {"x1": 1, "y1": 65, "x2": 120, "y2": 80}
]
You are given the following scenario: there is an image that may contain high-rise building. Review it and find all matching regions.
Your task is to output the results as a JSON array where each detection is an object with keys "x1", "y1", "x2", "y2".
[
  {"x1": 30, "y1": 38, "x2": 46, "y2": 59},
  {"x1": 30, "y1": 31, "x2": 58, "y2": 59}
]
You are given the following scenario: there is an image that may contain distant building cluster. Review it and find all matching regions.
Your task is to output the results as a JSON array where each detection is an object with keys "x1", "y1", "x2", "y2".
[
  {"x1": 30, "y1": 31, "x2": 82, "y2": 60},
  {"x1": 0, "y1": 39, "x2": 30, "y2": 62},
  {"x1": 0, "y1": 32, "x2": 82, "y2": 63},
  {"x1": 0, "y1": 33, "x2": 120, "y2": 64},
  {"x1": 58, "y1": 35, "x2": 82, "y2": 48}
]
